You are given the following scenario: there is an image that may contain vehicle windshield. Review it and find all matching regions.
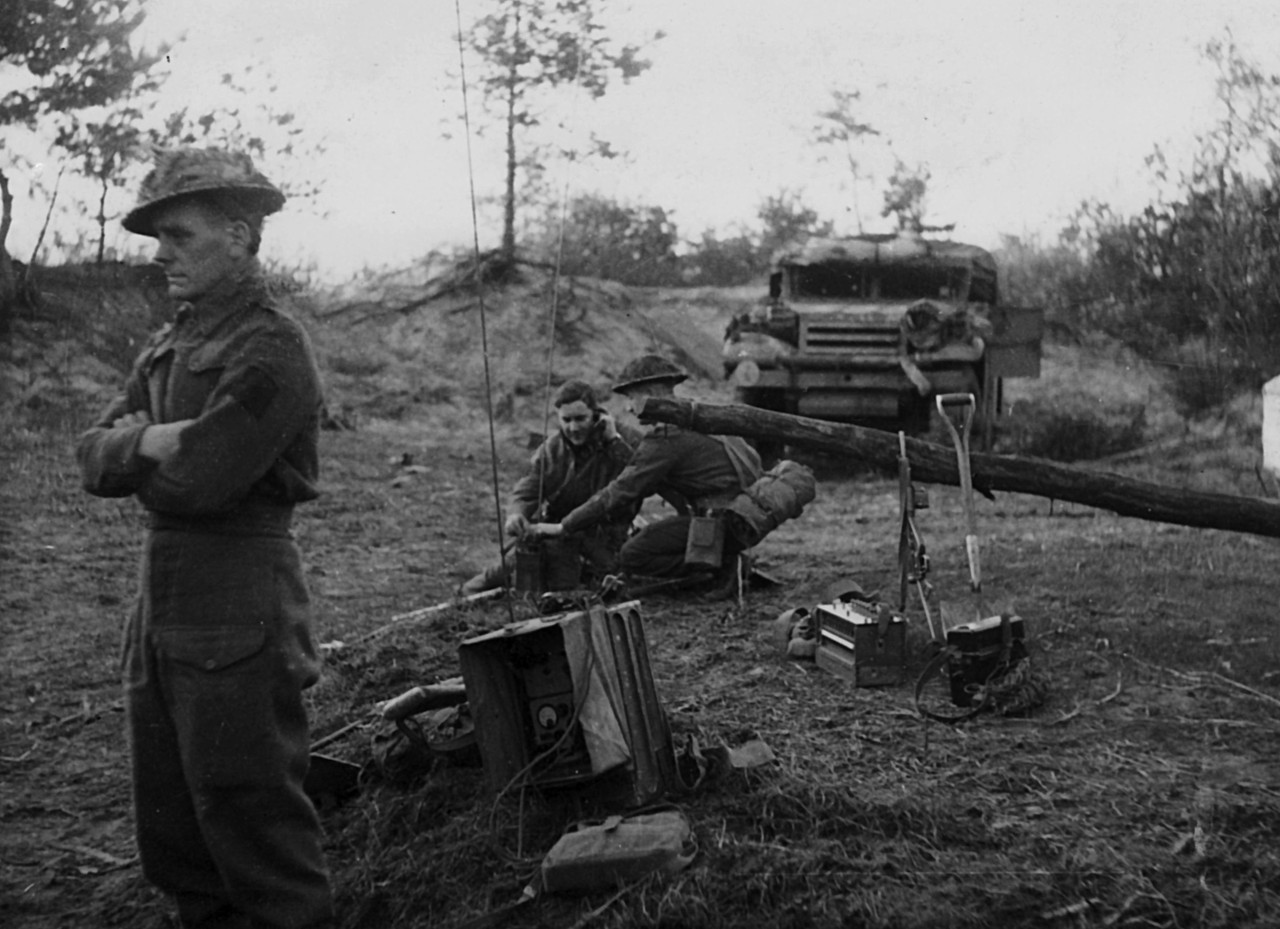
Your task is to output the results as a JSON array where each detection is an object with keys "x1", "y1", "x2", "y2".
[
  {"x1": 790, "y1": 264, "x2": 865, "y2": 298},
  {"x1": 788, "y1": 263, "x2": 972, "y2": 301}
]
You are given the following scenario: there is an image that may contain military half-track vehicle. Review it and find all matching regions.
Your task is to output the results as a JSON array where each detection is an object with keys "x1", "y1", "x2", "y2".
[{"x1": 722, "y1": 231, "x2": 1043, "y2": 442}]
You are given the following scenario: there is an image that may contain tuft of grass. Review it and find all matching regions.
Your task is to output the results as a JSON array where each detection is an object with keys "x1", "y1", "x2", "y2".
[{"x1": 327, "y1": 351, "x2": 390, "y2": 378}]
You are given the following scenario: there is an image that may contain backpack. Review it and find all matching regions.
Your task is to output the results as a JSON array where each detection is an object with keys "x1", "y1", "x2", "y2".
[{"x1": 725, "y1": 460, "x2": 817, "y2": 548}]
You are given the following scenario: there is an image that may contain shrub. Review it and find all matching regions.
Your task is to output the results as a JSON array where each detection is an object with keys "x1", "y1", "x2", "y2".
[
  {"x1": 1164, "y1": 337, "x2": 1255, "y2": 419},
  {"x1": 998, "y1": 397, "x2": 1147, "y2": 461}
]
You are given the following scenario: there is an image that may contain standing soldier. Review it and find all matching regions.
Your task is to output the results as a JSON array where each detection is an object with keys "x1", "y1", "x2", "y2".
[
  {"x1": 534, "y1": 354, "x2": 763, "y2": 597},
  {"x1": 76, "y1": 148, "x2": 335, "y2": 929}
]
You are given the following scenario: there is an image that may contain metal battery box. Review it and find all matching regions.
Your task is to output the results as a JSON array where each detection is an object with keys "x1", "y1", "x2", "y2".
[
  {"x1": 514, "y1": 538, "x2": 583, "y2": 595},
  {"x1": 945, "y1": 614, "x2": 1026, "y2": 707},
  {"x1": 459, "y1": 601, "x2": 674, "y2": 808},
  {"x1": 814, "y1": 598, "x2": 907, "y2": 687}
]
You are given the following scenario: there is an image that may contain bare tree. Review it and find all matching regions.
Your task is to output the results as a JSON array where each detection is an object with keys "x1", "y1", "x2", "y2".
[
  {"x1": 811, "y1": 89, "x2": 880, "y2": 234},
  {"x1": 881, "y1": 159, "x2": 953, "y2": 235},
  {"x1": 457, "y1": 0, "x2": 657, "y2": 265}
]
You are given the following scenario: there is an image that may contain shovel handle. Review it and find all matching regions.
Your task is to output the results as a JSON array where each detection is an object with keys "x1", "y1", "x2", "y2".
[
  {"x1": 935, "y1": 393, "x2": 975, "y2": 449},
  {"x1": 935, "y1": 393, "x2": 983, "y2": 599},
  {"x1": 935, "y1": 393, "x2": 976, "y2": 501}
]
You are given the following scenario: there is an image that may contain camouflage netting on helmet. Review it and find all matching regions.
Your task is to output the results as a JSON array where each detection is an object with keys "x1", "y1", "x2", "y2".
[{"x1": 123, "y1": 147, "x2": 285, "y2": 236}]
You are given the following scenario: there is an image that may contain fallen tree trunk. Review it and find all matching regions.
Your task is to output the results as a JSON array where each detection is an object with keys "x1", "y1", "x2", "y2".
[{"x1": 638, "y1": 397, "x2": 1280, "y2": 540}]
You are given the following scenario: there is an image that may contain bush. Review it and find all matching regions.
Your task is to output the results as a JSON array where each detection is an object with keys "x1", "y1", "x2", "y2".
[
  {"x1": 998, "y1": 397, "x2": 1147, "y2": 461},
  {"x1": 1165, "y1": 337, "x2": 1257, "y2": 419}
]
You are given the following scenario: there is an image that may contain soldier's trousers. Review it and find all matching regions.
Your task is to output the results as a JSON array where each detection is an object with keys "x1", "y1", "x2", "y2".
[
  {"x1": 123, "y1": 528, "x2": 334, "y2": 929},
  {"x1": 619, "y1": 514, "x2": 745, "y2": 579}
]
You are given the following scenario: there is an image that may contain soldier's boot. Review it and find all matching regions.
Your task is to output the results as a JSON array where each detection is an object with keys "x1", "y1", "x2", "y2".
[{"x1": 697, "y1": 552, "x2": 748, "y2": 603}]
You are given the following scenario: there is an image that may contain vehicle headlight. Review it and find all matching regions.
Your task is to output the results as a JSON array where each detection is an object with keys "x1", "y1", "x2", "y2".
[
  {"x1": 730, "y1": 359, "x2": 761, "y2": 387},
  {"x1": 722, "y1": 331, "x2": 792, "y2": 365}
]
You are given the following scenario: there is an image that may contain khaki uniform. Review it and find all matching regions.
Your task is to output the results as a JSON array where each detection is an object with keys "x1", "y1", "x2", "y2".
[
  {"x1": 77, "y1": 269, "x2": 334, "y2": 929},
  {"x1": 560, "y1": 424, "x2": 762, "y2": 578},
  {"x1": 467, "y1": 425, "x2": 635, "y2": 591}
]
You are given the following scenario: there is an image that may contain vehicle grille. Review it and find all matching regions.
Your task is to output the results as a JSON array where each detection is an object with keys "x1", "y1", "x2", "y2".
[{"x1": 799, "y1": 319, "x2": 899, "y2": 353}]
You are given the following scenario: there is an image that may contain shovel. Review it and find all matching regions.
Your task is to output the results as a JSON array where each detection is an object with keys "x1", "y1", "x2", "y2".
[{"x1": 935, "y1": 393, "x2": 995, "y2": 629}]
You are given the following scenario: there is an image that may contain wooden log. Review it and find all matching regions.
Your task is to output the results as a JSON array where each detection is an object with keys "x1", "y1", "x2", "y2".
[{"x1": 637, "y1": 397, "x2": 1280, "y2": 540}]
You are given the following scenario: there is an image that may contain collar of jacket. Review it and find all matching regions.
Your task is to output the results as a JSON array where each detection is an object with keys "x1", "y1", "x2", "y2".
[
  {"x1": 178, "y1": 260, "x2": 270, "y2": 336},
  {"x1": 556, "y1": 429, "x2": 608, "y2": 457}
]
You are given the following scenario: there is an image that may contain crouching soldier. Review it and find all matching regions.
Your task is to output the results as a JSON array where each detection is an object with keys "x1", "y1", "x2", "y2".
[
  {"x1": 461, "y1": 379, "x2": 638, "y2": 595},
  {"x1": 76, "y1": 148, "x2": 335, "y2": 928},
  {"x1": 533, "y1": 355, "x2": 765, "y2": 598}
]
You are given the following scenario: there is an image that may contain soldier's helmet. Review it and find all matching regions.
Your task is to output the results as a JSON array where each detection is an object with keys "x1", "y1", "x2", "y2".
[
  {"x1": 612, "y1": 355, "x2": 688, "y2": 394},
  {"x1": 122, "y1": 147, "x2": 285, "y2": 236}
]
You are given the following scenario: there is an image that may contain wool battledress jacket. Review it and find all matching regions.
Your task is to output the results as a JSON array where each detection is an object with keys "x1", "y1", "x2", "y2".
[
  {"x1": 557, "y1": 423, "x2": 762, "y2": 579},
  {"x1": 510, "y1": 425, "x2": 636, "y2": 525},
  {"x1": 559, "y1": 423, "x2": 760, "y2": 534},
  {"x1": 75, "y1": 269, "x2": 334, "y2": 927},
  {"x1": 78, "y1": 274, "x2": 322, "y2": 521}
]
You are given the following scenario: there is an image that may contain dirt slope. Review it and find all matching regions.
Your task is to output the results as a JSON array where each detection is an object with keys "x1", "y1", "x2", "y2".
[{"x1": 311, "y1": 264, "x2": 749, "y2": 430}]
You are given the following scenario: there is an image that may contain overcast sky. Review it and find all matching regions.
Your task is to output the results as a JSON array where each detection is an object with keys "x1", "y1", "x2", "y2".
[{"x1": 14, "y1": 0, "x2": 1280, "y2": 279}]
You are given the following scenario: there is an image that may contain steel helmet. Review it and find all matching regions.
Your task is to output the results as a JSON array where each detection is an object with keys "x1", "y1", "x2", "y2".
[{"x1": 612, "y1": 354, "x2": 688, "y2": 394}]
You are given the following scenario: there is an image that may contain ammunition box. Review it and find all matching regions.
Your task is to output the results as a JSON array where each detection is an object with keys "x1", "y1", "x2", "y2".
[{"x1": 814, "y1": 599, "x2": 907, "y2": 687}]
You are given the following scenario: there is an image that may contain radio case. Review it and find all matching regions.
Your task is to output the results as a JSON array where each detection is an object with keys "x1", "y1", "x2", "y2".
[
  {"x1": 459, "y1": 601, "x2": 674, "y2": 808},
  {"x1": 945, "y1": 614, "x2": 1026, "y2": 707},
  {"x1": 514, "y1": 539, "x2": 584, "y2": 595}
]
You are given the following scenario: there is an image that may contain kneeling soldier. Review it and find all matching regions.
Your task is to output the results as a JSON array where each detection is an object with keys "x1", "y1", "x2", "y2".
[
  {"x1": 534, "y1": 355, "x2": 762, "y2": 598},
  {"x1": 461, "y1": 379, "x2": 638, "y2": 594}
]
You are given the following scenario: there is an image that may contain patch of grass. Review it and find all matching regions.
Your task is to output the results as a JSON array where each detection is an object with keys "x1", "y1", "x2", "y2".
[{"x1": 327, "y1": 351, "x2": 390, "y2": 378}]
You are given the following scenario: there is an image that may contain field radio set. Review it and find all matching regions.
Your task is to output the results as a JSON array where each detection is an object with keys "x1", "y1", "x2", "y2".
[
  {"x1": 458, "y1": 600, "x2": 675, "y2": 808},
  {"x1": 813, "y1": 595, "x2": 907, "y2": 687},
  {"x1": 513, "y1": 538, "x2": 583, "y2": 596}
]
